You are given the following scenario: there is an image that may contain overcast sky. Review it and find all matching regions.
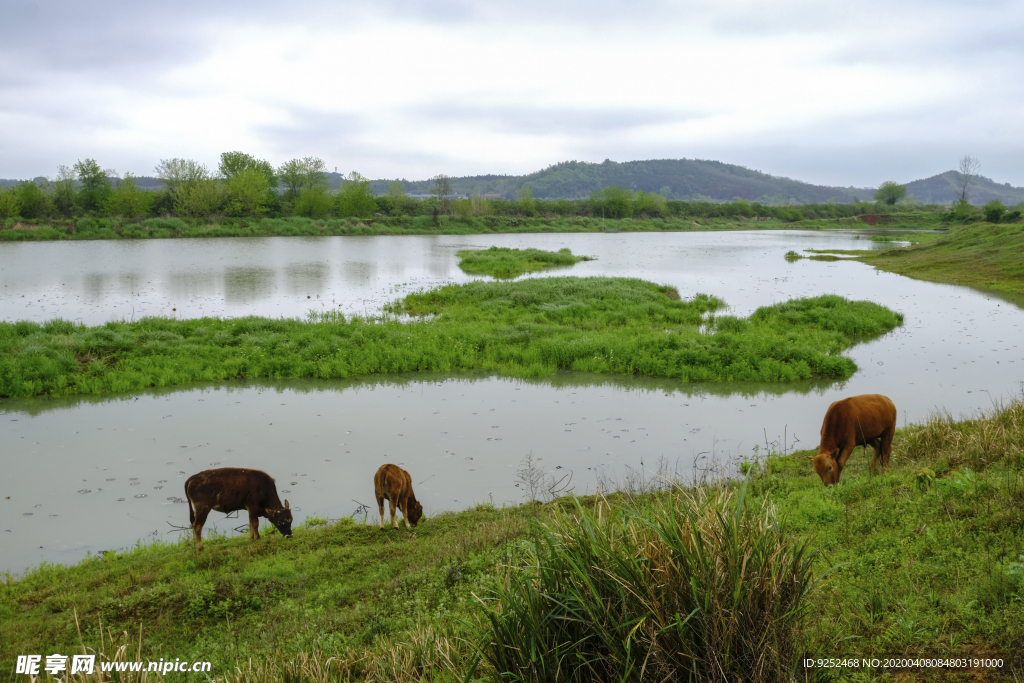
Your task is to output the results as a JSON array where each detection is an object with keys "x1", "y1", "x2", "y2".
[{"x1": 2, "y1": 0, "x2": 1022, "y2": 187}]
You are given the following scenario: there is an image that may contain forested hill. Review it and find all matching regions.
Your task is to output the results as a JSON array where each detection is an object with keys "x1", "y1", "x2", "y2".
[
  {"x1": 904, "y1": 172, "x2": 1024, "y2": 205},
  {"x1": 377, "y1": 159, "x2": 873, "y2": 204}
]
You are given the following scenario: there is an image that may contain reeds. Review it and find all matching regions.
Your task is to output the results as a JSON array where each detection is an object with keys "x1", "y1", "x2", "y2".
[{"x1": 479, "y1": 484, "x2": 819, "y2": 683}]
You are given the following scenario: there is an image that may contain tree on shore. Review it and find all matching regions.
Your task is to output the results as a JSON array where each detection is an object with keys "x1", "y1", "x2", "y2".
[
  {"x1": 431, "y1": 174, "x2": 454, "y2": 214},
  {"x1": 219, "y1": 151, "x2": 277, "y2": 188},
  {"x1": 874, "y1": 181, "x2": 907, "y2": 206},
  {"x1": 958, "y1": 154, "x2": 980, "y2": 202},
  {"x1": 277, "y1": 157, "x2": 328, "y2": 201},
  {"x1": 155, "y1": 158, "x2": 211, "y2": 194},
  {"x1": 73, "y1": 158, "x2": 112, "y2": 213},
  {"x1": 107, "y1": 173, "x2": 153, "y2": 218}
]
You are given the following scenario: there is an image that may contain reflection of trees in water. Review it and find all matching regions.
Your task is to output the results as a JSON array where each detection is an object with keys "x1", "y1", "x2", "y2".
[
  {"x1": 224, "y1": 266, "x2": 275, "y2": 304},
  {"x1": 2, "y1": 373, "x2": 845, "y2": 418},
  {"x1": 284, "y1": 262, "x2": 329, "y2": 296}
]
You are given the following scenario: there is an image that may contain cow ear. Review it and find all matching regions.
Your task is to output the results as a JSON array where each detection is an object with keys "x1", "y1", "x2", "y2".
[
  {"x1": 284, "y1": 499, "x2": 290, "y2": 509},
  {"x1": 806, "y1": 455, "x2": 814, "y2": 460}
]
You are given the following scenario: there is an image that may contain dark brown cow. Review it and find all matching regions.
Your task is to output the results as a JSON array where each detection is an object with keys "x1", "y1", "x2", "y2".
[
  {"x1": 374, "y1": 464, "x2": 423, "y2": 530},
  {"x1": 184, "y1": 468, "x2": 293, "y2": 551},
  {"x1": 810, "y1": 394, "x2": 897, "y2": 486}
]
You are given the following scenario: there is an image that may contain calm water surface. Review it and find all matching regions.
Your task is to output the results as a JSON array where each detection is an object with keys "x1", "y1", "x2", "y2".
[{"x1": 2, "y1": 231, "x2": 1022, "y2": 573}]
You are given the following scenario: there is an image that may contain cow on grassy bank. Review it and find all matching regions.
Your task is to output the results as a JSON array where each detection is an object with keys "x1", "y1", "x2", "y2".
[
  {"x1": 810, "y1": 394, "x2": 897, "y2": 486},
  {"x1": 184, "y1": 468, "x2": 293, "y2": 551},
  {"x1": 374, "y1": 464, "x2": 423, "y2": 530}
]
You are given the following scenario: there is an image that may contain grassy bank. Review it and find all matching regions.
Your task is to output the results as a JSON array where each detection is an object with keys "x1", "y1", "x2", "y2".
[
  {"x1": 4, "y1": 397, "x2": 1023, "y2": 681},
  {"x1": 792, "y1": 223, "x2": 1024, "y2": 295},
  {"x1": 456, "y1": 246, "x2": 592, "y2": 278},
  {"x1": 0, "y1": 277, "x2": 902, "y2": 398},
  {"x1": 0, "y1": 215, "x2": 792, "y2": 241},
  {"x1": 860, "y1": 222, "x2": 1024, "y2": 294}
]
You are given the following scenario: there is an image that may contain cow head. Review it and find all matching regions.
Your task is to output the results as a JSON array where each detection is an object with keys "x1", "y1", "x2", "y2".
[
  {"x1": 809, "y1": 451, "x2": 840, "y2": 486},
  {"x1": 267, "y1": 500, "x2": 293, "y2": 538},
  {"x1": 407, "y1": 500, "x2": 424, "y2": 526}
]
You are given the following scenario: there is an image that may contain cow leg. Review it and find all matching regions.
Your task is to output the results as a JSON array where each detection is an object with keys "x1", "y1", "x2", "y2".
[
  {"x1": 247, "y1": 507, "x2": 261, "y2": 540},
  {"x1": 880, "y1": 429, "x2": 894, "y2": 471},
  {"x1": 390, "y1": 498, "x2": 399, "y2": 529},
  {"x1": 401, "y1": 499, "x2": 412, "y2": 530},
  {"x1": 377, "y1": 495, "x2": 386, "y2": 530},
  {"x1": 835, "y1": 445, "x2": 856, "y2": 483},
  {"x1": 192, "y1": 505, "x2": 211, "y2": 552}
]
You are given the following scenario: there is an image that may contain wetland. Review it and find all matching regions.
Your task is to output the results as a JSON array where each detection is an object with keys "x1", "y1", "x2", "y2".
[{"x1": 2, "y1": 230, "x2": 1023, "y2": 574}]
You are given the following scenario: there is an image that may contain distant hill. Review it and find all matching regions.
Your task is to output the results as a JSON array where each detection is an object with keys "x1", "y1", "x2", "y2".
[
  {"x1": 377, "y1": 159, "x2": 873, "y2": 205},
  {"x1": 4, "y1": 159, "x2": 1022, "y2": 206},
  {"x1": 904, "y1": 172, "x2": 1024, "y2": 205}
]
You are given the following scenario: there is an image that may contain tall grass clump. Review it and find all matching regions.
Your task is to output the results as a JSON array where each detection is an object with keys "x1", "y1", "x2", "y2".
[
  {"x1": 481, "y1": 485, "x2": 819, "y2": 682},
  {"x1": 457, "y1": 246, "x2": 593, "y2": 279}
]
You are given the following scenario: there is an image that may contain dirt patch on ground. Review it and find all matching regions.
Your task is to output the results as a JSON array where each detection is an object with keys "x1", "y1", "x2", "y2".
[
  {"x1": 661, "y1": 287, "x2": 681, "y2": 300},
  {"x1": 858, "y1": 214, "x2": 896, "y2": 226}
]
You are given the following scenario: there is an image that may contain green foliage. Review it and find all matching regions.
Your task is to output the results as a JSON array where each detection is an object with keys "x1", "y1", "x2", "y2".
[
  {"x1": 14, "y1": 181, "x2": 50, "y2": 218},
  {"x1": 335, "y1": 172, "x2": 377, "y2": 218},
  {"x1": 517, "y1": 185, "x2": 536, "y2": 216},
  {"x1": 633, "y1": 189, "x2": 667, "y2": 216},
  {"x1": 73, "y1": 158, "x2": 112, "y2": 213},
  {"x1": 946, "y1": 197, "x2": 978, "y2": 222},
  {"x1": 0, "y1": 186, "x2": 21, "y2": 218},
  {"x1": 154, "y1": 158, "x2": 209, "y2": 195},
  {"x1": 874, "y1": 180, "x2": 908, "y2": 206},
  {"x1": 277, "y1": 157, "x2": 328, "y2": 200},
  {"x1": 106, "y1": 174, "x2": 154, "y2": 218},
  {"x1": 218, "y1": 151, "x2": 277, "y2": 188},
  {"x1": 482, "y1": 488, "x2": 817, "y2": 681},
  {"x1": 0, "y1": 280, "x2": 901, "y2": 398},
  {"x1": 291, "y1": 186, "x2": 333, "y2": 219},
  {"x1": 592, "y1": 185, "x2": 635, "y2": 218},
  {"x1": 173, "y1": 179, "x2": 222, "y2": 217},
  {"x1": 50, "y1": 165, "x2": 78, "y2": 217},
  {"x1": 457, "y1": 246, "x2": 591, "y2": 278},
  {"x1": 223, "y1": 167, "x2": 272, "y2": 217},
  {"x1": 983, "y1": 199, "x2": 1007, "y2": 223}
]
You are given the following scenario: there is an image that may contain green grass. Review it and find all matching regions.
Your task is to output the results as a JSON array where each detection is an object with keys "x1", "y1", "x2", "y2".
[
  {"x1": 456, "y1": 246, "x2": 592, "y2": 278},
  {"x1": 4, "y1": 397, "x2": 1024, "y2": 681},
  {"x1": 0, "y1": 215, "x2": 781, "y2": 241},
  {"x1": 857, "y1": 222, "x2": 1024, "y2": 294},
  {"x1": 0, "y1": 278, "x2": 903, "y2": 398}
]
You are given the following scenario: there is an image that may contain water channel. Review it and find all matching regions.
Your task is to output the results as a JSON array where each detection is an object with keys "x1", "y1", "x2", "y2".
[{"x1": 2, "y1": 231, "x2": 1022, "y2": 573}]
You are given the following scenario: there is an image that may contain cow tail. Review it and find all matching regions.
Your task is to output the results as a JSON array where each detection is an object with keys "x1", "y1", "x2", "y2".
[{"x1": 186, "y1": 484, "x2": 195, "y2": 525}]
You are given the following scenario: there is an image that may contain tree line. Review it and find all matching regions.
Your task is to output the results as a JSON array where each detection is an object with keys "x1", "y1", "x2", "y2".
[{"x1": 0, "y1": 152, "x2": 967, "y2": 224}]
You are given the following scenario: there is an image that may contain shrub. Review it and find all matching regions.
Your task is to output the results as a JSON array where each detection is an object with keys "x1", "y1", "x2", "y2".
[
  {"x1": 0, "y1": 187, "x2": 21, "y2": 218},
  {"x1": 481, "y1": 486, "x2": 818, "y2": 682},
  {"x1": 983, "y1": 200, "x2": 1007, "y2": 223}
]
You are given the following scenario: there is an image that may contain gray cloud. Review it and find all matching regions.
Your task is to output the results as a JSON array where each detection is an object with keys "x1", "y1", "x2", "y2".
[{"x1": 406, "y1": 102, "x2": 712, "y2": 136}]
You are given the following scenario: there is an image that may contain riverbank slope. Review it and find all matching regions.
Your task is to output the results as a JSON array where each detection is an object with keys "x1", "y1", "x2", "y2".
[{"x1": 2, "y1": 396, "x2": 1022, "y2": 681}]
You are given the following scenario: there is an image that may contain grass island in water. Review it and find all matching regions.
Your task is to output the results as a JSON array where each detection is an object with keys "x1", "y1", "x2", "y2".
[
  {"x1": 0, "y1": 276, "x2": 902, "y2": 398},
  {"x1": 457, "y1": 246, "x2": 592, "y2": 279}
]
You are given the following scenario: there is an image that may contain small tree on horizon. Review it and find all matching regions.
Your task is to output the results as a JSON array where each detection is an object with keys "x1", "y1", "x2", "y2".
[
  {"x1": 957, "y1": 154, "x2": 980, "y2": 202},
  {"x1": 873, "y1": 181, "x2": 907, "y2": 206},
  {"x1": 431, "y1": 174, "x2": 454, "y2": 214}
]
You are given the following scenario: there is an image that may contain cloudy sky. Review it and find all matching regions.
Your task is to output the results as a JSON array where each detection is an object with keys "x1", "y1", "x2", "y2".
[{"x1": 2, "y1": 0, "x2": 1022, "y2": 187}]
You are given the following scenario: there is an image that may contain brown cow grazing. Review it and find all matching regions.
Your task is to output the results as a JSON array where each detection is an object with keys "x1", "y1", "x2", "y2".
[
  {"x1": 374, "y1": 464, "x2": 423, "y2": 530},
  {"x1": 810, "y1": 394, "x2": 897, "y2": 486},
  {"x1": 184, "y1": 468, "x2": 292, "y2": 551}
]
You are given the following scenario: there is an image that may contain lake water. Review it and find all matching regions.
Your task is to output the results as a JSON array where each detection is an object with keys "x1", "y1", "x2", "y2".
[{"x1": 2, "y1": 231, "x2": 1023, "y2": 573}]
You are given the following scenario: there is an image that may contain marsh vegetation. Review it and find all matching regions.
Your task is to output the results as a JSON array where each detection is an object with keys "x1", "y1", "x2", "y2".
[
  {"x1": 0, "y1": 277, "x2": 902, "y2": 398},
  {"x1": 456, "y1": 246, "x2": 592, "y2": 278}
]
